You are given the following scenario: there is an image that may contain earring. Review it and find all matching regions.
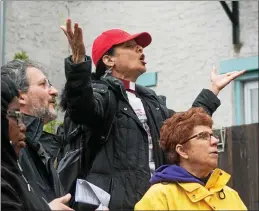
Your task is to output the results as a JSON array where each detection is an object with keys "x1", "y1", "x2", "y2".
[{"x1": 103, "y1": 66, "x2": 113, "y2": 78}]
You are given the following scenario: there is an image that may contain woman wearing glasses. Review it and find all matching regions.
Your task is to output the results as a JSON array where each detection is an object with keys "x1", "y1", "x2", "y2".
[
  {"x1": 135, "y1": 107, "x2": 247, "y2": 210},
  {"x1": 1, "y1": 75, "x2": 50, "y2": 210},
  {"x1": 1, "y1": 75, "x2": 73, "y2": 211},
  {"x1": 6, "y1": 95, "x2": 26, "y2": 156}
]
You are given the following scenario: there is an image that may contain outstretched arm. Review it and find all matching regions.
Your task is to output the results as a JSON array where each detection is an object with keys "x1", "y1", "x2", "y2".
[
  {"x1": 193, "y1": 66, "x2": 245, "y2": 116},
  {"x1": 168, "y1": 66, "x2": 245, "y2": 117},
  {"x1": 60, "y1": 19, "x2": 108, "y2": 126}
]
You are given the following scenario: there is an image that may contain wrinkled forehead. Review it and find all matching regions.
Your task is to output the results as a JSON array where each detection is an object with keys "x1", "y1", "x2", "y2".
[{"x1": 26, "y1": 66, "x2": 48, "y2": 84}]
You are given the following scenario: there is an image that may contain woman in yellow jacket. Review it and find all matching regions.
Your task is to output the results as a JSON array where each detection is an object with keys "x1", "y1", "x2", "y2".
[{"x1": 135, "y1": 107, "x2": 247, "y2": 210}]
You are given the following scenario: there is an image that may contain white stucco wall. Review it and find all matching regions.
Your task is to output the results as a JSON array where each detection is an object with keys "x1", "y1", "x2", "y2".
[{"x1": 4, "y1": 1, "x2": 258, "y2": 127}]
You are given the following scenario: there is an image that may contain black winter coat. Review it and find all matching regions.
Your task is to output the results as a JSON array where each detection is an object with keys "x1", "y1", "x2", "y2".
[
  {"x1": 19, "y1": 114, "x2": 65, "y2": 202},
  {"x1": 61, "y1": 55, "x2": 221, "y2": 210},
  {"x1": 1, "y1": 116, "x2": 51, "y2": 211}
]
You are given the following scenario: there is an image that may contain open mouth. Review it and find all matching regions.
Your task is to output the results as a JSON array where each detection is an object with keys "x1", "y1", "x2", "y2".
[{"x1": 140, "y1": 54, "x2": 146, "y2": 65}]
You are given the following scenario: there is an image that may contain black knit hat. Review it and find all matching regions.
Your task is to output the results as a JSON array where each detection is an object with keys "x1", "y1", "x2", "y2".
[
  {"x1": 1, "y1": 74, "x2": 19, "y2": 114},
  {"x1": 1, "y1": 74, "x2": 19, "y2": 147}
]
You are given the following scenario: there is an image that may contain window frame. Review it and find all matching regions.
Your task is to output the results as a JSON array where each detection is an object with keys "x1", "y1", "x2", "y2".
[
  {"x1": 220, "y1": 55, "x2": 258, "y2": 125},
  {"x1": 244, "y1": 80, "x2": 258, "y2": 124}
]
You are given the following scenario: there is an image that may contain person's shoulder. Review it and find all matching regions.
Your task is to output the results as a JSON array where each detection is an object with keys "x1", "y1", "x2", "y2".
[
  {"x1": 148, "y1": 182, "x2": 178, "y2": 195},
  {"x1": 135, "y1": 182, "x2": 177, "y2": 210},
  {"x1": 137, "y1": 85, "x2": 165, "y2": 101},
  {"x1": 137, "y1": 84, "x2": 156, "y2": 95},
  {"x1": 223, "y1": 185, "x2": 245, "y2": 201},
  {"x1": 92, "y1": 80, "x2": 109, "y2": 92},
  {"x1": 222, "y1": 185, "x2": 247, "y2": 209},
  {"x1": 223, "y1": 185, "x2": 241, "y2": 195},
  {"x1": 1, "y1": 174, "x2": 25, "y2": 211}
]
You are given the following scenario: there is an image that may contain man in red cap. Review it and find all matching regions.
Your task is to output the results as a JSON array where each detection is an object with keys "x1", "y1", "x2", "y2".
[{"x1": 60, "y1": 19, "x2": 245, "y2": 210}]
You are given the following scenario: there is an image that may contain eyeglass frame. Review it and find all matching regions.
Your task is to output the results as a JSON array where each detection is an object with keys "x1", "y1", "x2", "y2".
[
  {"x1": 31, "y1": 78, "x2": 53, "y2": 89},
  {"x1": 43, "y1": 78, "x2": 52, "y2": 88},
  {"x1": 7, "y1": 110, "x2": 24, "y2": 125},
  {"x1": 182, "y1": 131, "x2": 219, "y2": 145}
]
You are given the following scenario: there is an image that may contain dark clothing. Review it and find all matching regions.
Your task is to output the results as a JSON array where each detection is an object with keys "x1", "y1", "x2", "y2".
[
  {"x1": 22, "y1": 114, "x2": 63, "y2": 160},
  {"x1": 19, "y1": 114, "x2": 65, "y2": 202},
  {"x1": 61, "y1": 55, "x2": 221, "y2": 210},
  {"x1": 1, "y1": 75, "x2": 51, "y2": 211},
  {"x1": 2, "y1": 145, "x2": 51, "y2": 211}
]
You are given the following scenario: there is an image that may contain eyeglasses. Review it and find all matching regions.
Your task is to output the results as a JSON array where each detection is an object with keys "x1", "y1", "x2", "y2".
[
  {"x1": 39, "y1": 78, "x2": 52, "y2": 88},
  {"x1": 31, "y1": 78, "x2": 52, "y2": 89},
  {"x1": 7, "y1": 110, "x2": 24, "y2": 125},
  {"x1": 183, "y1": 131, "x2": 219, "y2": 144}
]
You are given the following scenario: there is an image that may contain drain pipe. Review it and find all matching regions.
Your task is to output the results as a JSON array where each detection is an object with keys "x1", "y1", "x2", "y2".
[{"x1": 0, "y1": 0, "x2": 6, "y2": 66}]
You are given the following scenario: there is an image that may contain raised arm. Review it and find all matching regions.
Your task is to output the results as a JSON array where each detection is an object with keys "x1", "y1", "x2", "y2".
[
  {"x1": 193, "y1": 65, "x2": 245, "y2": 115},
  {"x1": 168, "y1": 66, "x2": 245, "y2": 117},
  {"x1": 60, "y1": 19, "x2": 108, "y2": 126}
]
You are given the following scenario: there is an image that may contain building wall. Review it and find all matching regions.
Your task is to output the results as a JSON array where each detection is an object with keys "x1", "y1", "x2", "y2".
[{"x1": 4, "y1": 1, "x2": 258, "y2": 127}]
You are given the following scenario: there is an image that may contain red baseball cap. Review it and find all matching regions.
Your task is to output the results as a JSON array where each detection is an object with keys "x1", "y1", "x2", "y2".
[{"x1": 92, "y1": 29, "x2": 152, "y2": 66}]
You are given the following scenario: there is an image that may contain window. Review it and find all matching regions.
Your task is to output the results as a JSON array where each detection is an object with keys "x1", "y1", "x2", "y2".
[
  {"x1": 136, "y1": 72, "x2": 157, "y2": 87},
  {"x1": 244, "y1": 80, "x2": 258, "y2": 124},
  {"x1": 220, "y1": 55, "x2": 259, "y2": 125}
]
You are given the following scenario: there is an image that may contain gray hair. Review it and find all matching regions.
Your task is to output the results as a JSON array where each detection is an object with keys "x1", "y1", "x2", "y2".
[{"x1": 1, "y1": 59, "x2": 46, "y2": 92}]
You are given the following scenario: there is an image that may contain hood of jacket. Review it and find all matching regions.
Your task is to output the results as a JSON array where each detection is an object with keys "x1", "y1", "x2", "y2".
[
  {"x1": 1, "y1": 74, "x2": 20, "y2": 172},
  {"x1": 150, "y1": 164, "x2": 206, "y2": 185}
]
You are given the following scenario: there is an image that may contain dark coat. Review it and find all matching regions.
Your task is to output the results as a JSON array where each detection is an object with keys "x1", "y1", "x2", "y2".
[
  {"x1": 61, "y1": 55, "x2": 221, "y2": 210},
  {"x1": 1, "y1": 111, "x2": 51, "y2": 211},
  {"x1": 19, "y1": 114, "x2": 65, "y2": 202},
  {"x1": 1, "y1": 145, "x2": 51, "y2": 211}
]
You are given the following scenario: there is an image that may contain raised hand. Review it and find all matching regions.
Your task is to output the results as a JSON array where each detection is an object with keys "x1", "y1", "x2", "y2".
[
  {"x1": 209, "y1": 66, "x2": 246, "y2": 95},
  {"x1": 61, "y1": 18, "x2": 86, "y2": 64}
]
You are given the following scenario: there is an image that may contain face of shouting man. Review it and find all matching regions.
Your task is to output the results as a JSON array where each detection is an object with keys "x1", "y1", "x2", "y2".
[
  {"x1": 102, "y1": 39, "x2": 147, "y2": 81},
  {"x1": 19, "y1": 66, "x2": 58, "y2": 124}
]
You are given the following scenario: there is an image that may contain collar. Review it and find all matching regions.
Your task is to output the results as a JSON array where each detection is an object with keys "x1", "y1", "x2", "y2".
[
  {"x1": 22, "y1": 113, "x2": 43, "y2": 149},
  {"x1": 23, "y1": 113, "x2": 43, "y2": 128},
  {"x1": 178, "y1": 168, "x2": 230, "y2": 191},
  {"x1": 177, "y1": 168, "x2": 231, "y2": 202},
  {"x1": 101, "y1": 75, "x2": 157, "y2": 98},
  {"x1": 120, "y1": 79, "x2": 136, "y2": 94}
]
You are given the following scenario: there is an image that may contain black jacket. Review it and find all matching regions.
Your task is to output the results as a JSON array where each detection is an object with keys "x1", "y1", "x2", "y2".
[
  {"x1": 1, "y1": 116, "x2": 51, "y2": 211},
  {"x1": 19, "y1": 114, "x2": 65, "y2": 202},
  {"x1": 61, "y1": 56, "x2": 221, "y2": 210}
]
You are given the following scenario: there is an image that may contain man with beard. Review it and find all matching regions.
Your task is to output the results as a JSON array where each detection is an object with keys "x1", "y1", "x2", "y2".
[{"x1": 1, "y1": 60, "x2": 66, "y2": 203}]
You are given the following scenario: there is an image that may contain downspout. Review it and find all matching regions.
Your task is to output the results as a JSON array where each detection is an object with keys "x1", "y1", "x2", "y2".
[{"x1": 0, "y1": 0, "x2": 6, "y2": 66}]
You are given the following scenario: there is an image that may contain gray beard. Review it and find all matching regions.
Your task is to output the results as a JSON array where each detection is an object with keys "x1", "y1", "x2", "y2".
[{"x1": 31, "y1": 107, "x2": 57, "y2": 124}]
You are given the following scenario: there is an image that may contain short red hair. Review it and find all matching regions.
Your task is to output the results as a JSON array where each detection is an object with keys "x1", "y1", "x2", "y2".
[{"x1": 160, "y1": 107, "x2": 213, "y2": 164}]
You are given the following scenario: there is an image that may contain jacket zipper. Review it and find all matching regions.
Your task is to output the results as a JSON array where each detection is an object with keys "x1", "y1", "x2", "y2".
[
  {"x1": 142, "y1": 100, "x2": 165, "y2": 168},
  {"x1": 120, "y1": 86, "x2": 147, "y2": 132},
  {"x1": 17, "y1": 160, "x2": 32, "y2": 192}
]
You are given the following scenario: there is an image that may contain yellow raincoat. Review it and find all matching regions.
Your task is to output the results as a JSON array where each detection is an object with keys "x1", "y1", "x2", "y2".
[{"x1": 135, "y1": 168, "x2": 247, "y2": 210}]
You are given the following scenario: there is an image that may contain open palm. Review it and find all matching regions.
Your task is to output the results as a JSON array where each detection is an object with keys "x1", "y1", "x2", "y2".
[
  {"x1": 61, "y1": 18, "x2": 86, "y2": 64},
  {"x1": 210, "y1": 66, "x2": 246, "y2": 94}
]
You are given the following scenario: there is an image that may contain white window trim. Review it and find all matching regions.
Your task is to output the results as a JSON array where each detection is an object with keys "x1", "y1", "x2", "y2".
[{"x1": 244, "y1": 80, "x2": 258, "y2": 124}]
